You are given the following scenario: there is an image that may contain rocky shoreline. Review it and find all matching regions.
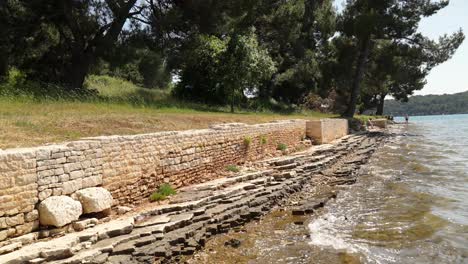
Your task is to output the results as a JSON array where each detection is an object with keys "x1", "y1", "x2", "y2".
[
  {"x1": 187, "y1": 130, "x2": 390, "y2": 263},
  {"x1": 0, "y1": 130, "x2": 389, "y2": 264}
]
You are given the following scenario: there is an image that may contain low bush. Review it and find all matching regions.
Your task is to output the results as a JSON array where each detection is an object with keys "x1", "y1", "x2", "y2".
[
  {"x1": 260, "y1": 136, "x2": 267, "y2": 145},
  {"x1": 226, "y1": 165, "x2": 240, "y2": 173},
  {"x1": 150, "y1": 183, "x2": 177, "y2": 202},
  {"x1": 277, "y1": 143, "x2": 287, "y2": 151}
]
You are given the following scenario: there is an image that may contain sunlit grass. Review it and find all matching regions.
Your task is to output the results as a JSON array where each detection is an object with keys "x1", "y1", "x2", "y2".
[{"x1": 0, "y1": 76, "x2": 335, "y2": 149}]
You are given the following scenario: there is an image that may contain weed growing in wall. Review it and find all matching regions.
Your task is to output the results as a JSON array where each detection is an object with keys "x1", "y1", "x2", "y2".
[
  {"x1": 260, "y1": 136, "x2": 267, "y2": 145},
  {"x1": 150, "y1": 183, "x2": 177, "y2": 202},
  {"x1": 243, "y1": 136, "x2": 252, "y2": 147},
  {"x1": 226, "y1": 165, "x2": 240, "y2": 173},
  {"x1": 277, "y1": 143, "x2": 287, "y2": 151}
]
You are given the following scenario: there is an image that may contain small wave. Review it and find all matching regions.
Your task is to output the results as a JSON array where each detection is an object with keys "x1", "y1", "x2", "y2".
[
  {"x1": 309, "y1": 215, "x2": 356, "y2": 252},
  {"x1": 308, "y1": 214, "x2": 399, "y2": 264}
]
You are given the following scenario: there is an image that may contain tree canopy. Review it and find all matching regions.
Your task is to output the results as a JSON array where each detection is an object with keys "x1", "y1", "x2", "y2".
[{"x1": 0, "y1": 0, "x2": 465, "y2": 115}]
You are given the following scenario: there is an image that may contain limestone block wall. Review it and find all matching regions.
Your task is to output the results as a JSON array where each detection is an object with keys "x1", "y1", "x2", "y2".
[
  {"x1": 35, "y1": 142, "x2": 103, "y2": 202},
  {"x1": 0, "y1": 149, "x2": 38, "y2": 241},
  {"x1": 370, "y1": 118, "x2": 387, "y2": 129},
  {"x1": 98, "y1": 120, "x2": 307, "y2": 205},
  {"x1": 306, "y1": 119, "x2": 349, "y2": 144},
  {"x1": 0, "y1": 119, "x2": 307, "y2": 241}
]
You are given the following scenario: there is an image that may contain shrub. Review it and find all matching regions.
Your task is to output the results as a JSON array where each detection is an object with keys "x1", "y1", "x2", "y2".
[
  {"x1": 150, "y1": 183, "x2": 176, "y2": 202},
  {"x1": 243, "y1": 136, "x2": 252, "y2": 147},
  {"x1": 277, "y1": 143, "x2": 287, "y2": 151},
  {"x1": 260, "y1": 136, "x2": 267, "y2": 145},
  {"x1": 226, "y1": 165, "x2": 240, "y2": 173}
]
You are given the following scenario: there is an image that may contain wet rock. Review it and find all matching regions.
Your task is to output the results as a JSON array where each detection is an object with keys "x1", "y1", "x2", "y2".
[
  {"x1": 224, "y1": 239, "x2": 241, "y2": 248},
  {"x1": 292, "y1": 209, "x2": 305, "y2": 216},
  {"x1": 39, "y1": 196, "x2": 82, "y2": 227}
]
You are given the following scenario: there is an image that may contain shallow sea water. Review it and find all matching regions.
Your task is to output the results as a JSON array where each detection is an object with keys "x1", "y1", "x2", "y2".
[{"x1": 309, "y1": 115, "x2": 468, "y2": 263}]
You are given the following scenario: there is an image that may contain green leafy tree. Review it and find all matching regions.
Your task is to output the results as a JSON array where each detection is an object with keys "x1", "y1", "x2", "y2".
[
  {"x1": 6, "y1": 0, "x2": 142, "y2": 91},
  {"x1": 339, "y1": 0, "x2": 464, "y2": 118},
  {"x1": 221, "y1": 30, "x2": 276, "y2": 112},
  {"x1": 175, "y1": 30, "x2": 275, "y2": 111},
  {"x1": 255, "y1": 0, "x2": 336, "y2": 104},
  {"x1": 174, "y1": 34, "x2": 229, "y2": 104}
]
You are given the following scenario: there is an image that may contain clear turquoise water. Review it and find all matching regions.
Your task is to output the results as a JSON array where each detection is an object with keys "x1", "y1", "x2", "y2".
[{"x1": 309, "y1": 114, "x2": 468, "y2": 263}]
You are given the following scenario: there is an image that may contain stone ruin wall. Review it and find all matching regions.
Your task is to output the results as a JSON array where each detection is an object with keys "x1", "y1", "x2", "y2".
[
  {"x1": 100, "y1": 120, "x2": 307, "y2": 205},
  {"x1": 0, "y1": 119, "x2": 308, "y2": 242},
  {"x1": 306, "y1": 119, "x2": 349, "y2": 144}
]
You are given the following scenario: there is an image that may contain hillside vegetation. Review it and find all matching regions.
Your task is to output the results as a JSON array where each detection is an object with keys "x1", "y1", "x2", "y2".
[
  {"x1": 0, "y1": 1, "x2": 464, "y2": 148},
  {"x1": 1, "y1": 1, "x2": 464, "y2": 118},
  {"x1": 384, "y1": 91, "x2": 468, "y2": 116},
  {"x1": 0, "y1": 75, "x2": 334, "y2": 149}
]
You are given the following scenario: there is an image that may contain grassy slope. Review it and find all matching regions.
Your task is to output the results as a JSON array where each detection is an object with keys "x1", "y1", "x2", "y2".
[{"x1": 0, "y1": 75, "x2": 334, "y2": 149}]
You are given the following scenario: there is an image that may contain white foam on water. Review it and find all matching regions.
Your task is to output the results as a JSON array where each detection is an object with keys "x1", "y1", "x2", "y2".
[
  {"x1": 308, "y1": 214, "x2": 399, "y2": 264},
  {"x1": 308, "y1": 214, "x2": 356, "y2": 252}
]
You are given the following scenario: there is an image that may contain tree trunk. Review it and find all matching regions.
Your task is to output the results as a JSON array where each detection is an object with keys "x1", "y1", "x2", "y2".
[
  {"x1": 376, "y1": 93, "x2": 386, "y2": 116},
  {"x1": 343, "y1": 35, "x2": 372, "y2": 118},
  {"x1": 60, "y1": 0, "x2": 138, "y2": 91},
  {"x1": 64, "y1": 50, "x2": 93, "y2": 91},
  {"x1": 230, "y1": 85, "x2": 235, "y2": 113}
]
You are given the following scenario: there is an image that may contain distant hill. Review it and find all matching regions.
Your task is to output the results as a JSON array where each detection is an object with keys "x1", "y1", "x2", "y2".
[{"x1": 384, "y1": 90, "x2": 468, "y2": 116}]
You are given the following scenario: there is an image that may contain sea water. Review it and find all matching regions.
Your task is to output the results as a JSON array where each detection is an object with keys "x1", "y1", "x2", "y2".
[{"x1": 309, "y1": 114, "x2": 468, "y2": 263}]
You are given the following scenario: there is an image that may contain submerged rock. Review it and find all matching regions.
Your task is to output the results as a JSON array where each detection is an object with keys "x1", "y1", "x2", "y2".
[{"x1": 224, "y1": 239, "x2": 241, "y2": 248}]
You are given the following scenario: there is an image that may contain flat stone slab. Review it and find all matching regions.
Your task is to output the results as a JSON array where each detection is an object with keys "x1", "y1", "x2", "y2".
[{"x1": 135, "y1": 215, "x2": 171, "y2": 228}]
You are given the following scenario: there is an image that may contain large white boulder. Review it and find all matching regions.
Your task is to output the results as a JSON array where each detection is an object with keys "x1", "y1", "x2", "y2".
[
  {"x1": 38, "y1": 196, "x2": 82, "y2": 227},
  {"x1": 74, "y1": 187, "x2": 113, "y2": 214}
]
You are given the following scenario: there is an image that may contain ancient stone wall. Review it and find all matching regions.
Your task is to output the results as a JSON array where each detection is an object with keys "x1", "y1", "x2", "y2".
[
  {"x1": 306, "y1": 119, "x2": 349, "y2": 144},
  {"x1": 98, "y1": 120, "x2": 307, "y2": 205},
  {"x1": 370, "y1": 119, "x2": 387, "y2": 129},
  {"x1": 0, "y1": 120, "x2": 307, "y2": 242},
  {"x1": 0, "y1": 149, "x2": 38, "y2": 241}
]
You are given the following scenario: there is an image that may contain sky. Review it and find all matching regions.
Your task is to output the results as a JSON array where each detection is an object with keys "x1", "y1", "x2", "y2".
[{"x1": 334, "y1": 0, "x2": 468, "y2": 96}]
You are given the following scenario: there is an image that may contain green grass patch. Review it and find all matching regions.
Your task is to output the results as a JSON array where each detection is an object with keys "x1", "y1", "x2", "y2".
[
  {"x1": 150, "y1": 183, "x2": 177, "y2": 202},
  {"x1": 226, "y1": 165, "x2": 240, "y2": 173},
  {"x1": 277, "y1": 143, "x2": 287, "y2": 151},
  {"x1": 260, "y1": 135, "x2": 268, "y2": 145},
  {"x1": 243, "y1": 136, "x2": 252, "y2": 147}
]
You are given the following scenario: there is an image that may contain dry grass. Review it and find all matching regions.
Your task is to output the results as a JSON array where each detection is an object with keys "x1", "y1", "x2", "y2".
[
  {"x1": 0, "y1": 98, "x2": 334, "y2": 149},
  {"x1": 0, "y1": 74, "x2": 336, "y2": 149}
]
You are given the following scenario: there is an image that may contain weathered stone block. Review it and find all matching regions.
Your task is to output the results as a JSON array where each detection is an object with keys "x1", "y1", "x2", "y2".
[
  {"x1": 0, "y1": 230, "x2": 8, "y2": 241},
  {"x1": 62, "y1": 179, "x2": 83, "y2": 195},
  {"x1": 74, "y1": 187, "x2": 113, "y2": 214},
  {"x1": 25, "y1": 210, "x2": 39, "y2": 222},
  {"x1": 6, "y1": 214, "x2": 24, "y2": 227},
  {"x1": 38, "y1": 189, "x2": 52, "y2": 201},
  {"x1": 70, "y1": 170, "x2": 85, "y2": 180},
  {"x1": 370, "y1": 118, "x2": 387, "y2": 129},
  {"x1": 306, "y1": 119, "x2": 348, "y2": 144},
  {"x1": 38, "y1": 196, "x2": 82, "y2": 227},
  {"x1": 15, "y1": 221, "x2": 39, "y2": 235}
]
